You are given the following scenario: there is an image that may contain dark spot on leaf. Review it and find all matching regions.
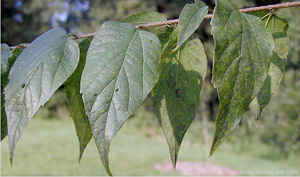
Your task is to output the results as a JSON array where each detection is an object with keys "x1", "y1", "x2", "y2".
[
  {"x1": 167, "y1": 80, "x2": 176, "y2": 88},
  {"x1": 21, "y1": 84, "x2": 25, "y2": 88},
  {"x1": 115, "y1": 88, "x2": 119, "y2": 92},
  {"x1": 175, "y1": 89, "x2": 181, "y2": 98},
  {"x1": 94, "y1": 93, "x2": 97, "y2": 96},
  {"x1": 149, "y1": 40, "x2": 153, "y2": 44}
]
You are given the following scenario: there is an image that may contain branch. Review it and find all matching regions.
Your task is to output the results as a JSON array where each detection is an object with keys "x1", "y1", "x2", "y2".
[
  {"x1": 136, "y1": 1, "x2": 300, "y2": 28},
  {"x1": 8, "y1": 1, "x2": 300, "y2": 50}
]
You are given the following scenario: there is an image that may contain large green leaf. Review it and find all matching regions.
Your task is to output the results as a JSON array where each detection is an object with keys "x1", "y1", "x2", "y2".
[
  {"x1": 176, "y1": 0, "x2": 208, "y2": 50},
  {"x1": 152, "y1": 28, "x2": 207, "y2": 168},
  {"x1": 65, "y1": 37, "x2": 93, "y2": 162},
  {"x1": 80, "y1": 21, "x2": 161, "y2": 175},
  {"x1": 210, "y1": 0, "x2": 274, "y2": 155},
  {"x1": 1, "y1": 44, "x2": 24, "y2": 141},
  {"x1": 120, "y1": 11, "x2": 168, "y2": 35},
  {"x1": 4, "y1": 28, "x2": 79, "y2": 163},
  {"x1": 249, "y1": 12, "x2": 288, "y2": 125}
]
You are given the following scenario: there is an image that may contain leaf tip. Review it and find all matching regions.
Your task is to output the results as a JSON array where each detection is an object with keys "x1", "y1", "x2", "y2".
[
  {"x1": 171, "y1": 153, "x2": 178, "y2": 170},
  {"x1": 209, "y1": 149, "x2": 215, "y2": 157},
  {"x1": 105, "y1": 166, "x2": 113, "y2": 176},
  {"x1": 101, "y1": 156, "x2": 113, "y2": 176},
  {"x1": 9, "y1": 156, "x2": 13, "y2": 166},
  {"x1": 78, "y1": 154, "x2": 82, "y2": 165},
  {"x1": 9, "y1": 145, "x2": 16, "y2": 167},
  {"x1": 209, "y1": 139, "x2": 219, "y2": 157},
  {"x1": 78, "y1": 146, "x2": 86, "y2": 165},
  {"x1": 99, "y1": 140, "x2": 113, "y2": 176}
]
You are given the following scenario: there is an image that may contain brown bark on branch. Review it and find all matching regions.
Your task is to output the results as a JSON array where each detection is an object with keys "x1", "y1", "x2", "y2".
[{"x1": 8, "y1": 1, "x2": 300, "y2": 50}]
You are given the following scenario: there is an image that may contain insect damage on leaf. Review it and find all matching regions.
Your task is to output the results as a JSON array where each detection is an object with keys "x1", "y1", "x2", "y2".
[
  {"x1": 0, "y1": 0, "x2": 294, "y2": 175},
  {"x1": 210, "y1": 0, "x2": 274, "y2": 155}
]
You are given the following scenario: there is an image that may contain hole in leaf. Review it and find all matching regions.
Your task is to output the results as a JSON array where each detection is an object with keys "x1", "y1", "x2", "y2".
[
  {"x1": 149, "y1": 40, "x2": 153, "y2": 44},
  {"x1": 115, "y1": 88, "x2": 119, "y2": 92},
  {"x1": 21, "y1": 83, "x2": 25, "y2": 88}
]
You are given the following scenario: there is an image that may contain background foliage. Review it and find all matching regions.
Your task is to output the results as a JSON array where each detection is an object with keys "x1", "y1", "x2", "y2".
[{"x1": 1, "y1": 0, "x2": 299, "y2": 175}]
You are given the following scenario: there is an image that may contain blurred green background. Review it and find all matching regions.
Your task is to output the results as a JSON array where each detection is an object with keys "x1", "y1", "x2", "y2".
[{"x1": 1, "y1": 0, "x2": 300, "y2": 176}]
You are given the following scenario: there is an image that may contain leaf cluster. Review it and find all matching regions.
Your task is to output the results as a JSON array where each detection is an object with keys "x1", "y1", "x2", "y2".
[{"x1": 1, "y1": 0, "x2": 290, "y2": 175}]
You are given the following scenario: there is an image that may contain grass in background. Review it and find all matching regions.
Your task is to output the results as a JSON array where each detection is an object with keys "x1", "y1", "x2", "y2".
[{"x1": 1, "y1": 106, "x2": 299, "y2": 176}]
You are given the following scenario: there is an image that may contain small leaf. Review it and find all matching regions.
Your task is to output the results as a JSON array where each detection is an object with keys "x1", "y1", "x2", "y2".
[
  {"x1": 80, "y1": 21, "x2": 161, "y2": 175},
  {"x1": 210, "y1": 0, "x2": 274, "y2": 155},
  {"x1": 161, "y1": 28, "x2": 179, "y2": 58},
  {"x1": 1, "y1": 44, "x2": 10, "y2": 141},
  {"x1": 4, "y1": 28, "x2": 79, "y2": 163},
  {"x1": 1, "y1": 44, "x2": 24, "y2": 141},
  {"x1": 65, "y1": 37, "x2": 93, "y2": 162},
  {"x1": 176, "y1": 0, "x2": 208, "y2": 50},
  {"x1": 153, "y1": 28, "x2": 207, "y2": 168},
  {"x1": 120, "y1": 11, "x2": 168, "y2": 35},
  {"x1": 1, "y1": 44, "x2": 10, "y2": 71},
  {"x1": 250, "y1": 12, "x2": 288, "y2": 125},
  {"x1": 157, "y1": 27, "x2": 174, "y2": 49}
]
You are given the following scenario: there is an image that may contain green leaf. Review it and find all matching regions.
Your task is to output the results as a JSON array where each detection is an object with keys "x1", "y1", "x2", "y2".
[
  {"x1": 80, "y1": 21, "x2": 161, "y2": 175},
  {"x1": 1, "y1": 44, "x2": 24, "y2": 141},
  {"x1": 157, "y1": 27, "x2": 174, "y2": 49},
  {"x1": 210, "y1": 0, "x2": 274, "y2": 155},
  {"x1": 4, "y1": 28, "x2": 79, "y2": 163},
  {"x1": 160, "y1": 28, "x2": 179, "y2": 58},
  {"x1": 1, "y1": 43, "x2": 10, "y2": 141},
  {"x1": 152, "y1": 28, "x2": 207, "y2": 168},
  {"x1": 120, "y1": 11, "x2": 168, "y2": 35},
  {"x1": 65, "y1": 37, "x2": 93, "y2": 162},
  {"x1": 1, "y1": 44, "x2": 10, "y2": 71},
  {"x1": 249, "y1": 12, "x2": 288, "y2": 125},
  {"x1": 1, "y1": 44, "x2": 10, "y2": 140},
  {"x1": 176, "y1": 0, "x2": 208, "y2": 50}
]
